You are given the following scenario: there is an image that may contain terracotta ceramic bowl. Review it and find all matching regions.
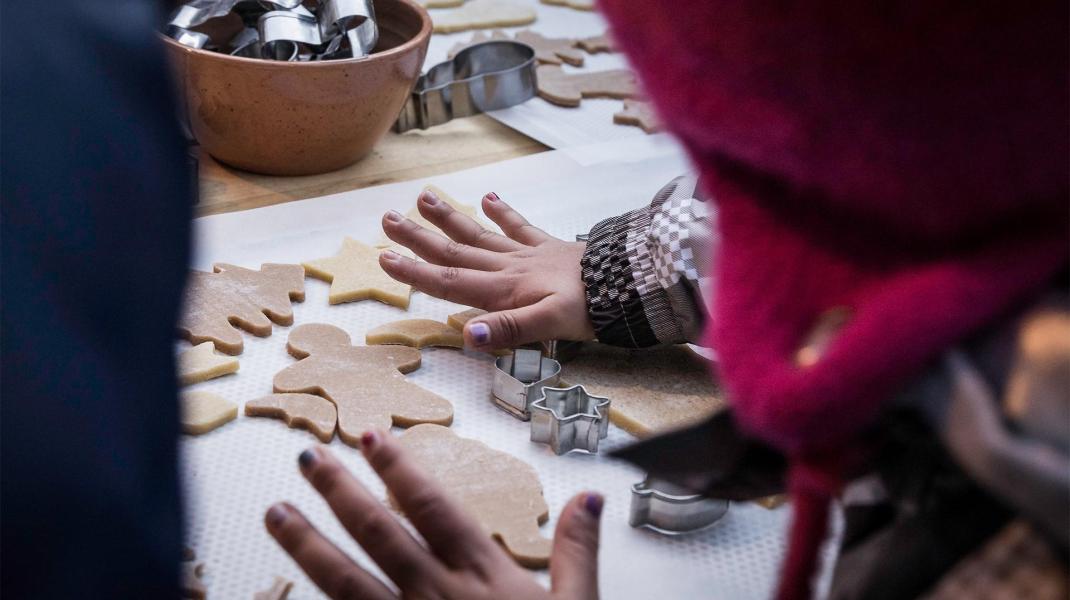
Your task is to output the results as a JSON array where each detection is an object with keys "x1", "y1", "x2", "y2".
[{"x1": 162, "y1": 0, "x2": 431, "y2": 176}]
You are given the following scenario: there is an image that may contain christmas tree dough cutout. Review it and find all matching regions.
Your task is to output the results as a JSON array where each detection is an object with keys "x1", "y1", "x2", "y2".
[
  {"x1": 178, "y1": 342, "x2": 239, "y2": 386},
  {"x1": 536, "y1": 65, "x2": 638, "y2": 107},
  {"x1": 245, "y1": 393, "x2": 337, "y2": 443},
  {"x1": 179, "y1": 263, "x2": 306, "y2": 355},
  {"x1": 449, "y1": 30, "x2": 584, "y2": 66},
  {"x1": 181, "y1": 391, "x2": 238, "y2": 435},
  {"x1": 431, "y1": 0, "x2": 536, "y2": 34},
  {"x1": 274, "y1": 324, "x2": 453, "y2": 447},
  {"x1": 395, "y1": 424, "x2": 552, "y2": 568},
  {"x1": 303, "y1": 238, "x2": 414, "y2": 309},
  {"x1": 614, "y1": 100, "x2": 661, "y2": 133},
  {"x1": 366, "y1": 319, "x2": 465, "y2": 349}
]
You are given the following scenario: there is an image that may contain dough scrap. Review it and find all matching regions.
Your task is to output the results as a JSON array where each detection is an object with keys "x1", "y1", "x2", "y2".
[
  {"x1": 253, "y1": 576, "x2": 294, "y2": 600},
  {"x1": 366, "y1": 319, "x2": 465, "y2": 349},
  {"x1": 575, "y1": 33, "x2": 616, "y2": 54},
  {"x1": 178, "y1": 342, "x2": 239, "y2": 386},
  {"x1": 613, "y1": 99, "x2": 661, "y2": 133},
  {"x1": 447, "y1": 307, "x2": 487, "y2": 330},
  {"x1": 303, "y1": 238, "x2": 414, "y2": 309},
  {"x1": 378, "y1": 185, "x2": 492, "y2": 245},
  {"x1": 178, "y1": 263, "x2": 305, "y2": 355},
  {"x1": 536, "y1": 65, "x2": 638, "y2": 107},
  {"x1": 180, "y1": 550, "x2": 206, "y2": 600},
  {"x1": 245, "y1": 393, "x2": 338, "y2": 443},
  {"x1": 274, "y1": 324, "x2": 453, "y2": 447},
  {"x1": 431, "y1": 0, "x2": 536, "y2": 34},
  {"x1": 540, "y1": 0, "x2": 595, "y2": 10},
  {"x1": 560, "y1": 343, "x2": 723, "y2": 437},
  {"x1": 449, "y1": 30, "x2": 583, "y2": 66},
  {"x1": 396, "y1": 424, "x2": 552, "y2": 567},
  {"x1": 181, "y1": 391, "x2": 239, "y2": 435}
]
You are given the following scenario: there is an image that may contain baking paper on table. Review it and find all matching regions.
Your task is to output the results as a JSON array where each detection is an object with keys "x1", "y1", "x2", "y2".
[
  {"x1": 420, "y1": 0, "x2": 658, "y2": 149},
  {"x1": 182, "y1": 142, "x2": 841, "y2": 598}
]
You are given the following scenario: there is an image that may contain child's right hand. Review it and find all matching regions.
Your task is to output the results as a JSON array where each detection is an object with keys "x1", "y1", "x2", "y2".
[{"x1": 379, "y1": 189, "x2": 595, "y2": 351}]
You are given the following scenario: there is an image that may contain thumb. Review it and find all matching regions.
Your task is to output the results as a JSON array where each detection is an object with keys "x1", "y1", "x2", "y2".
[
  {"x1": 550, "y1": 492, "x2": 602, "y2": 599},
  {"x1": 463, "y1": 301, "x2": 553, "y2": 350}
]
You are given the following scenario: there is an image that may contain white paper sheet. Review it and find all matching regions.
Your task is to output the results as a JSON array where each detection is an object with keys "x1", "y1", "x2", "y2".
[
  {"x1": 183, "y1": 143, "x2": 842, "y2": 598},
  {"x1": 419, "y1": 0, "x2": 660, "y2": 148}
]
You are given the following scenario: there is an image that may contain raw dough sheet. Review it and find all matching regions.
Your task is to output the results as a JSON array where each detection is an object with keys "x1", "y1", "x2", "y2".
[
  {"x1": 421, "y1": 0, "x2": 661, "y2": 148},
  {"x1": 182, "y1": 140, "x2": 839, "y2": 598}
]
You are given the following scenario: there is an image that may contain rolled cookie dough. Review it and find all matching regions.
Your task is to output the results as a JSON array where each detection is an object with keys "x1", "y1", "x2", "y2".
[
  {"x1": 180, "y1": 548, "x2": 206, "y2": 600},
  {"x1": 245, "y1": 393, "x2": 337, "y2": 443},
  {"x1": 395, "y1": 424, "x2": 552, "y2": 568},
  {"x1": 366, "y1": 319, "x2": 465, "y2": 349},
  {"x1": 178, "y1": 341, "x2": 239, "y2": 386},
  {"x1": 379, "y1": 185, "x2": 493, "y2": 246},
  {"x1": 303, "y1": 238, "x2": 414, "y2": 309},
  {"x1": 274, "y1": 324, "x2": 453, "y2": 447},
  {"x1": 253, "y1": 576, "x2": 294, "y2": 600},
  {"x1": 447, "y1": 307, "x2": 487, "y2": 330},
  {"x1": 178, "y1": 263, "x2": 305, "y2": 355},
  {"x1": 560, "y1": 343, "x2": 723, "y2": 437},
  {"x1": 420, "y1": 0, "x2": 465, "y2": 6},
  {"x1": 431, "y1": 0, "x2": 536, "y2": 34},
  {"x1": 540, "y1": 0, "x2": 595, "y2": 10},
  {"x1": 181, "y1": 391, "x2": 238, "y2": 435},
  {"x1": 536, "y1": 65, "x2": 638, "y2": 107},
  {"x1": 613, "y1": 100, "x2": 661, "y2": 133},
  {"x1": 575, "y1": 33, "x2": 616, "y2": 54}
]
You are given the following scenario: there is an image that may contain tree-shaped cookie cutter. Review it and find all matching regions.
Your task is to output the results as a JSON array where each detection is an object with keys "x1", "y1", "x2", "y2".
[
  {"x1": 492, "y1": 348, "x2": 562, "y2": 420},
  {"x1": 629, "y1": 476, "x2": 729, "y2": 535},
  {"x1": 529, "y1": 385, "x2": 610, "y2": 455}
]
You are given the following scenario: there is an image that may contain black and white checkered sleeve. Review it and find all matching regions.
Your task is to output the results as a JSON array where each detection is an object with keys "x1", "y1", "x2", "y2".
[{"x1": 580, "y1": 175, "x2": 717, "y2": 347}]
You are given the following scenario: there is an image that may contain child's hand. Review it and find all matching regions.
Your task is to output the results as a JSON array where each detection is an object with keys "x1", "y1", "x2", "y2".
[{"x1": 379, "y1": 189, "x2": 595, "y2": 351}]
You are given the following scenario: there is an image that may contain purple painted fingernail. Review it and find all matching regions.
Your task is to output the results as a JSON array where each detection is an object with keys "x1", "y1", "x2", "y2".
[
  {"x1": 485, "y1": 192, "x2": 500, "y2": 202},
  {"x1": 469, "y1": 322, "x2": 491, "y2": 345},
  {"x1": 298, "y1": 448, "x2": 317, "y2": 469},
  {"x1": 380, "y1": 250, "x2": 400, "y2": 262},
  {"x1": 584, "y1": 493, "x2": 603, "y2": 518},
  {"x1": 385, "y1": 209, "x2": 403, "y2": 223},
  {"x1": 421, "y1": 190, "x2": 440, "y2": 206},
  {"x1": 266, "y1": 503, "x2": 289, "y2": 527}
]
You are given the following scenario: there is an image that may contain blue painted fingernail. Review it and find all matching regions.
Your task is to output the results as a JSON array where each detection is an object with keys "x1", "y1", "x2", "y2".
[
  {"x1": 470, "y1": 322, "x2": 491, "y2": 345},
  {"x1": 584, "y1": 493, "x2": 603, "y2": 518},
  {"x1": 266, "y1": 503, "x2": 289, "y2": 527},
  {"x1": 298, "y1": 448, "x2": 317, "y2": 469},
  {"x1": 422, "y1": 190, "x2": 439, "y2": 206},
  {"x1": 385, "y1": 209, "x2": 403, "y2": 222}
]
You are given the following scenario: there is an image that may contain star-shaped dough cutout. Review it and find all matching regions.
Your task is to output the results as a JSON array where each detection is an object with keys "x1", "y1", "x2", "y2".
[
  {"x1": 303, "y1": 238, "x2": 414, "y2": 308},
  {"x1": 177, "y1": 342, "x2": 239, "y2": 386}
]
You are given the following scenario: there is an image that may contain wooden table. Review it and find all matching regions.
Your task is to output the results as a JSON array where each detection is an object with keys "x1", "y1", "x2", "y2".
[{"x1": 196, "y1": 115, "x2": 547, "y2": 217}]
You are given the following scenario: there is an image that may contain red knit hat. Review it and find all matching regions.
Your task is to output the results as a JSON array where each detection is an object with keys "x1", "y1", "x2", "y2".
[{"x1": 596, "y1": 1, "x2": 1069, "y2": 597}]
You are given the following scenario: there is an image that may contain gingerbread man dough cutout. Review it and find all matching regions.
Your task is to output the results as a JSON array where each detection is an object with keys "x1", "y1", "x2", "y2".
[
  {"x1": 395, "y1": 424, "x2": 553, "y2": 568},
  {"x1": 274, "y1": 324, "x2": 453, "y2": 447},
  {"x1": 536, "y1": 65, "x2": 638, "y2": 107},
  {"x1": 178, "y1": 263, "x2": 305, "y2": 355}
]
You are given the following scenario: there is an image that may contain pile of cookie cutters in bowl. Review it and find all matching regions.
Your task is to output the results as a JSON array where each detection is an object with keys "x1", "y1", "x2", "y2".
[
  {"x1": 491, "y1": 341, "x2": 730, "y2": 535},
  {"x1": 165, "y1": 0, "x2": 378, "y2": 61}
]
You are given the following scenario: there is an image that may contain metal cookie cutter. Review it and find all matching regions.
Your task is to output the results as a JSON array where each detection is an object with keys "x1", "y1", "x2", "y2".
[
  {"x1": 492, "y1": 348, "x2": 561, "y2": 420},
  {"x1": 395, "y1": 41, "x2": 537, "y2": 132},
  {"x1": 629, "y1": 477, "x2": 729, "y2": 535},
  {"x1": 530, "y1": 385, "x2": 610, "y2": 455}
]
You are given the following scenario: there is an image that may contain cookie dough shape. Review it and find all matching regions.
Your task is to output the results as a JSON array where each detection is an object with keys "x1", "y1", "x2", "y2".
[
  {"x1": 180, "y1": 549, "x2": 206, "y2": 600},
  {"x1": 561, "y1": 343, "x2": 724, "y2": 437},
  {"x1": 431, "y1": 0, "x2": 536, "y2": 34},
  {"x1": 366, "y1": 319, "x2": 465, "y2": 349},
  {"x1": 303, "y1": 238, "x2": 414, "y2": 309},
  {"x1": 181, "y1": 391, "x2": 239, "y2": 435},
  {"x1": 254, "y1": 576, "x2": 294, "y2": 600},
  {"x1": 536, "y1": 65, "x2": 638, "y2": 107},
  {"x1": 178, "y1": 342, "x2": 239, "y2": 386},
  {"x1": 614, "y1": 100, "x2": 661, "y2": 133},
  {"x1": 421, "y1": 0, "x2": 465, "y2": 6},
  {"x1": 379, "y1": 185, "x2": 493, "y2": 245},
  {"x1": 575, "y1": 33, "x2": 616, "y2": 54},
  {"x1": 449, "y1": 30, "x2": 583, "y2": 66},
  {"x1": 396, "y1": 424, "x2": 552, "y2": 567},
  {"x1": 245, "y1": 393, "x2": 338, "y2": 443},
  {"x1": 540, "y1": 0, "x2": 595, "y2": 10},
  {"x1": 274, "y1": 324, "x2": 453, "y2": 447},
  {"x1": 447, "y1": 307, "x2": 487, "y2": 330},
  {"x1": 178, "y1": 263, "x2": 305, "y2": 355}
]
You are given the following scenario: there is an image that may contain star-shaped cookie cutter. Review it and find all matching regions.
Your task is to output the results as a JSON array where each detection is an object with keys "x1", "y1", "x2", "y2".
[
  {"x1": 629, "y1": 476, "x2": 729, "y2": 535},
  {"x1": 529, "y1": 385, "x2": 610, "y2": 455},
  {"x1": 492, "y1": 348, "x2": 562, "y2": 420}
]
